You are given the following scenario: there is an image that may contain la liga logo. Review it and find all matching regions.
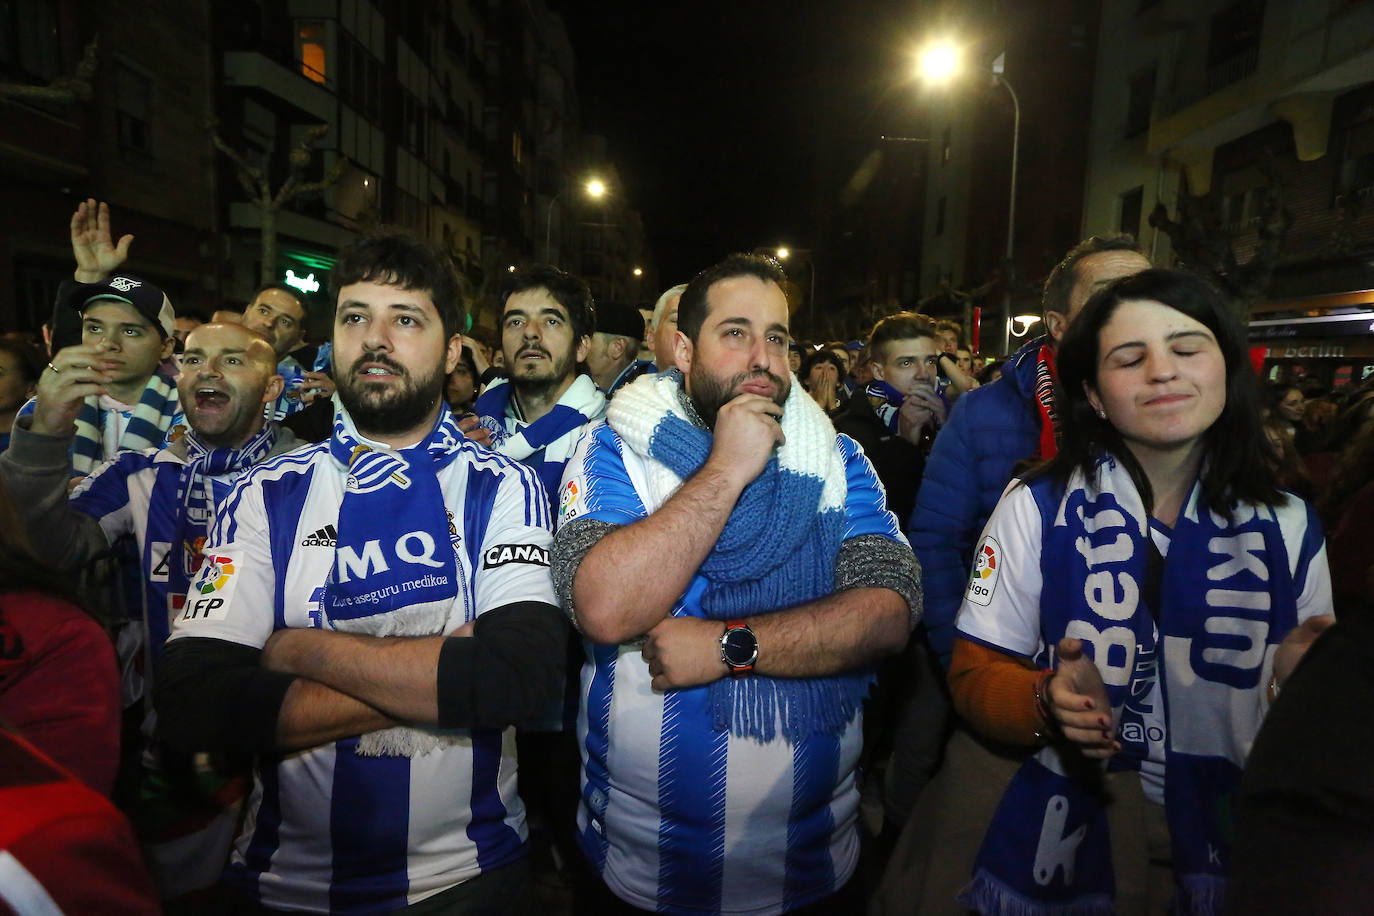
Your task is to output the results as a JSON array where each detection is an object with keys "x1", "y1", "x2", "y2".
[
  {"x1": 966, "y1": 537, "x2": 1000, "y2": 606},
  {"x1": 196, "y1": 555, "x2": 235, "y2": 594}
]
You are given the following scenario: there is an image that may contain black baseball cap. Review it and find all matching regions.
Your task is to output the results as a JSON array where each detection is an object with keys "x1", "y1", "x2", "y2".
[
  {"x1": 62, "y1": 274, "x2": 175, "y2": 338},
  {"x1": 596, "y1": 301, "x2": 645, "y2": 340}
]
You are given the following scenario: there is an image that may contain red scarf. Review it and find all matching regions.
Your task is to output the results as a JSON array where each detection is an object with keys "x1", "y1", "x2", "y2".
[{"x1": 1033, "y1": 344, "x2": 1060, "y2": 459}]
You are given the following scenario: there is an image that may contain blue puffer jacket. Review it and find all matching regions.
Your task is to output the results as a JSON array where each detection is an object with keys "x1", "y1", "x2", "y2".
[{"x1": 907, "y1": 336, "x2": 1045, "y2": 668}]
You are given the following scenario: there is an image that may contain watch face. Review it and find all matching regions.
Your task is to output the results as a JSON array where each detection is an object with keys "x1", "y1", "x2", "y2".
[{"x1": 722, "y1": 627, "x2": 758, "y2": 667}]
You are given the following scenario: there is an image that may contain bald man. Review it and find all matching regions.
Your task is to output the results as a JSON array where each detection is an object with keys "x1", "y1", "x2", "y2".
[{"x1": 0, "y1": 321, "x2": 302, "y2": 896}]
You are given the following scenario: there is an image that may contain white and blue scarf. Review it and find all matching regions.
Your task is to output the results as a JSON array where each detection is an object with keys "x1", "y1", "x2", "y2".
[
  {"x1": 607, "y1": 370, "x2": 871, "y2": 743},
  {"x1": 474, "y1": 374, "x2": 606, "y2": 501},
  {"x1": 72, "y1": 372, "x2": 180, "y2": 475},
  {"x1": 319, "y1": 401, "x2": 468, "y2": 756},
  {"x1": 863, "y1": 379, "x2": 906, "y2": 434},
  {"x1": 962, "y1": 456, "x2": 1302, "y2": 916},
  {"x1": 171, "y1": 423, "x2": 279, "y2": 602}
]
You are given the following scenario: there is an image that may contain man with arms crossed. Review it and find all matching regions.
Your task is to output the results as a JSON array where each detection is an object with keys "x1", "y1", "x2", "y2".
[{"x1": 156, "y1": 231, "x2": 566, "y2": 912}]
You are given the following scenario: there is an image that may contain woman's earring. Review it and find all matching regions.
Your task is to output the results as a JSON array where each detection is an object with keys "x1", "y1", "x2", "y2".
[{"x1": 1095, "y1": 407, "x2": 1108, "y2": 420}]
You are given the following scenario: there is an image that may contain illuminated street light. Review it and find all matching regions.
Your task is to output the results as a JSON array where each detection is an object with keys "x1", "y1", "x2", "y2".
[
  {"x1": 916, "y1": 41, "x2": 960, "y2": 84},
  {"x1": 915, "y1": 44, "x2": 1021, "y2": 353},
  {"x1": 776, "y1": 247, "x2": 790, "y2": 260},
  {"x1": 1010, "y1": 314, "x2": 1040, "y2": 337},
  {"x1": 507, "y1": 265, "x2": 517, "y2": 273},
  {"x1": 546, "y1": 178, "x2": 609, "y2": 265},
  {"x1": 632, "y1": 267, "x2": 643, "y2": 277}
]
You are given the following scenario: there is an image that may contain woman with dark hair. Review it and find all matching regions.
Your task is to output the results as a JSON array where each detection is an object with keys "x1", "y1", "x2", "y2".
[
  {"x1": 799, "y1": 348, "x2": 847, "y2": 416},
  {"x1": 945, "y1": 270, "x2": 1333, "y2": 915}
]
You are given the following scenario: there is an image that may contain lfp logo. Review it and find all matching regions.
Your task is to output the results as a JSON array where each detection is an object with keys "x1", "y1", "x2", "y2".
[
  {"x1": 197, "y1": 555, "x2": 235, "y2": 594},
  {"x1": 966, "y1": 537, "x2": 1000, "y2": 606}
]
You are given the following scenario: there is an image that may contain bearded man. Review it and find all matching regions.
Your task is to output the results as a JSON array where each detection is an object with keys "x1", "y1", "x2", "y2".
[
  {"x1": 552, "y1": 253, "x2": 921, "y2": 915},
  {"x1": 155, "y1": 230, "x2": 567, "y2": 912}
]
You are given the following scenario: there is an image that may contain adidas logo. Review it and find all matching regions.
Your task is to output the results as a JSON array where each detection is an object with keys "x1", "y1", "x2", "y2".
[{"x1": 300, "y1": 525, "x2": 337, "y2": 547}]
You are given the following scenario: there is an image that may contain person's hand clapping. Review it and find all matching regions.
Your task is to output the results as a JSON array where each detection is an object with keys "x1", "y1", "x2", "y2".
[{"x1": 1046, "y1": 637, "x2": 1119, "y2": 759}]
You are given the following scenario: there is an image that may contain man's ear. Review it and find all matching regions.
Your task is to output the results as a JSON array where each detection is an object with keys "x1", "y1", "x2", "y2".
[
  {"x1": 261, "y1": 373, "x2": 285, "y2": 405},
  {"x1": 444, "y1": 333, "x2": 463, "y2": 374},
  {"x1": 870, "y1": 359, "x2": 886, "y2": 381},
  {"x1": 673, "y1": 330, "x2": 693, "y2": 375},
  {"x1": 575, "y1": 334, "x2": 592, "y2": 364},
  {"x1": 1045, "y1": 310, "x2": 1069, "y2": 343},
  {"x1": 160, "y1": 335, "x2": 177, "y2": 361}
]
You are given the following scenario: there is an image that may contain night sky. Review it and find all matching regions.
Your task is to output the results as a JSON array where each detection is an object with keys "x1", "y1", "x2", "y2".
[{"x1": 556, "y1": 0, "x2": 922, "y2": 286}]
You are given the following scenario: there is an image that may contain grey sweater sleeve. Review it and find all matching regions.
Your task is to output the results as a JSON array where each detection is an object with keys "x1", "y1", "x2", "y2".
[{"x1": 0, "y1": 419, "x2": 114, "y2": 570}]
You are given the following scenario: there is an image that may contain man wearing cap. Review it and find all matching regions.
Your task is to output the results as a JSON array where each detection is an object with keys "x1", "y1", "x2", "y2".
[
  {"x1": 1, "y1": 320, "x2": 300, "y2": 900},
  {"x1": 18, "y1": 200, "x2": 182, "y2": 476},
  {"x1": 475, "y1": 264, "x2": 607, "y2": 509},
  {"x1": 585, "y1": 301, "x2": 655, "y2": 397}
]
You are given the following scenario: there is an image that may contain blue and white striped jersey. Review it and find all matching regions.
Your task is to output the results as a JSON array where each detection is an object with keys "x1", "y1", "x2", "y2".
[
  {"x1": 558, "y1": 422, "x2": 905, "y2": 916},
  {"x1": 166, "y1": 435, "x2": 557, "y2": 913}
]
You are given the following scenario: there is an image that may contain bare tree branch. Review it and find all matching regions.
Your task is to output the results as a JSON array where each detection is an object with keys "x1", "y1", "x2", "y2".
[{"x1": 0, "y1": 38, "x2": 99, "y2": 106}]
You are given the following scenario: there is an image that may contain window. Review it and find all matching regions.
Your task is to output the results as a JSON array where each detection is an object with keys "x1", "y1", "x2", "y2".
[
  {"x1": 511, "y1": 130, "x2": 523, "y2": 164},
  {"x1": 1125, "y1": 66, "x2": 1156, "y2": 137},
  {"x1": 116, "y1": 64, "x2": 152, "y2": 155},
  {"x1": 935, "y1": 197, "x2": 946, "y2": 236},
  {"x1": 1337, "y1": 117, "x2": 1374, "y2": 204},
  {"x1": 1119, "y1": 186, "x2": 1144, "y2": 237},
  {"x1": 941, "y1": 126, "x2": 952, "y2": 165},
  {"x1": 401, "y1": 92, "x2": 426, "y2": 156},
  {"x1": 0, "y1": 0, "x2": 60, "y2": 82},
  {"x1": 1206, "y1": 1, "x2": 1265, "y2": 92},
  {"x1": 297, "y1": 21, "x2": 327, "y2": 85}
]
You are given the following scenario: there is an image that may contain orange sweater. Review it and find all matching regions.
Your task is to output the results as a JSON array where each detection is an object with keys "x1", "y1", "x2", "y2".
[{"x1": 947, "y1": 638, "x2": 1050, "y2": 746}]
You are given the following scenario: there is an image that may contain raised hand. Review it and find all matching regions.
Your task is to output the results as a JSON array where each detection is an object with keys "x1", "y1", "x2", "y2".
[
  {"x1": 70, "y1": 199, "x2": 133, "y2": 284},
  {"x1": 1047, "y1": 637, "x2": 1119, "y2": 759},
  {"x1": 30, "y1": 345, "x2": 117, "y2": 436},
  {"x1": 705, "y1": 393, "x2": 784, "y2": 489}
]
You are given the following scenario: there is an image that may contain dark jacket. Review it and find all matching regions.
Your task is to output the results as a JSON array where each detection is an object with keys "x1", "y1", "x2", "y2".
[
  {"x1": 832, "y1": 391, "x2": 925, "y2": 530},
  {"x1": 906, "y1": 336, "x2": 1044, "y2": 668}
]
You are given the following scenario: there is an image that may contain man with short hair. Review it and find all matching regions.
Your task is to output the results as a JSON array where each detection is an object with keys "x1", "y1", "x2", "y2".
[
  {"x1": 155, "y1": 230, "x2": 566, "y2": 911},
  {"x1": 242, "y1": 284, "x2": 336, "y2": 419},
  {"x1": 0, "y1": 321, "x2": 298, "y2": 898},
  {"x1": 475, "y1": 265, "x2": 607, "y2": 504},
  {"x1": 585, "y1": 301, "x2": 655, "y2": 396},
  {"x1": 172, "y1": 311, "x2": 205, "y2": 349},
  {"x1": 877, "y1": 235, "x2": 1151, "y2": 913},
  {"x1": 833, "y1": 313, "x2": 945, "y2": 527},
  {"x1": 554, "y1": 252, "x2": 920, "y2": 914},
  {"x1": 649, "y1": 282, "x2": 687, "y2": 370}
]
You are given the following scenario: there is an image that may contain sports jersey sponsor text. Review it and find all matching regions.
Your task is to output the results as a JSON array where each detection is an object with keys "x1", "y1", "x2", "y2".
[{"x1": 482, "y1": 543, "x2": 550, "y2": 569}]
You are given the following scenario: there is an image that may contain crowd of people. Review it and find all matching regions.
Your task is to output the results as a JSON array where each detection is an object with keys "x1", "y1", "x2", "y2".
[{"x1": 0, "y1": 202, "x2": 1365, "y2": 916}]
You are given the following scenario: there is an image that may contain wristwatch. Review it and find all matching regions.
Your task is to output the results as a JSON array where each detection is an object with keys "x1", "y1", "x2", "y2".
[{"x1": 719, "y1": 620, "x2": 758, "y2": 677}]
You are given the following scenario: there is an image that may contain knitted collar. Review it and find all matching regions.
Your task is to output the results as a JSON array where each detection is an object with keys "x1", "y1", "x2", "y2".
[{"x1": 474, "y1": 374, "x2": 607, "y2": 460}]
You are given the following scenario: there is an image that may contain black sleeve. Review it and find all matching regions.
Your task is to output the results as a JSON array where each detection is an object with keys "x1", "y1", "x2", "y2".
[
  {"x1": 436, "y1": 600, "x2": 569, "y2": 729},
  {"x1": 154, "y1": 637, "x2": 297, "y2": 755},
  {"x1": 478, "y1": 367, "x2": 508, "y2": 388},
  {"x1": 282, "y1": 398, "x2": 335, "y2": 443}
]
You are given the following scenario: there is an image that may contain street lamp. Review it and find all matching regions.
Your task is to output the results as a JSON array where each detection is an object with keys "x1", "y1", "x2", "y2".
[
  {"x1": 758, "y1": 245, "x2": 817, "y2": 329},
  {"x1": 633, "y1": 267, "x2": 643, "y2": 277},
  {"x1": 915, "y1": 43, "x2": 1021, "y2": 354},
  {"x1": 545, "y1": 177, "x2": 606, "y2": 266}
]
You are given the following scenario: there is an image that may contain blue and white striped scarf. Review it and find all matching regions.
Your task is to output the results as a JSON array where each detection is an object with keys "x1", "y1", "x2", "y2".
[
  {"x1": 607, "y1": 369, "x2": 871, "y2": 743},
  {"x1": 964, "y1": 455, "x2": 1302, "y2": 916},
  {"x1": 72, "y1": 372, "x2": 180, "y2": 475},
  {"x1": 171, "y1": 423, "x2": 280, "y2": 602},
  {"x1": 474, "y1": 374, "x2": 606, "y2": 504}
]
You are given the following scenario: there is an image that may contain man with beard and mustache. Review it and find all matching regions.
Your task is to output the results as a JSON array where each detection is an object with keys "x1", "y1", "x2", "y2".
[
  {"x1": 551, "y1": 253, "x2": 921, "y2": 915},
  {"x1": 155, "y1": 231, "x2": 566, "y2": 913},
  {"x1": 475, "y1": 265, "x2": 607, "y2": 510},
  {"x1": 0, "y1": 321, "x2": 299, "y2": 900}
]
